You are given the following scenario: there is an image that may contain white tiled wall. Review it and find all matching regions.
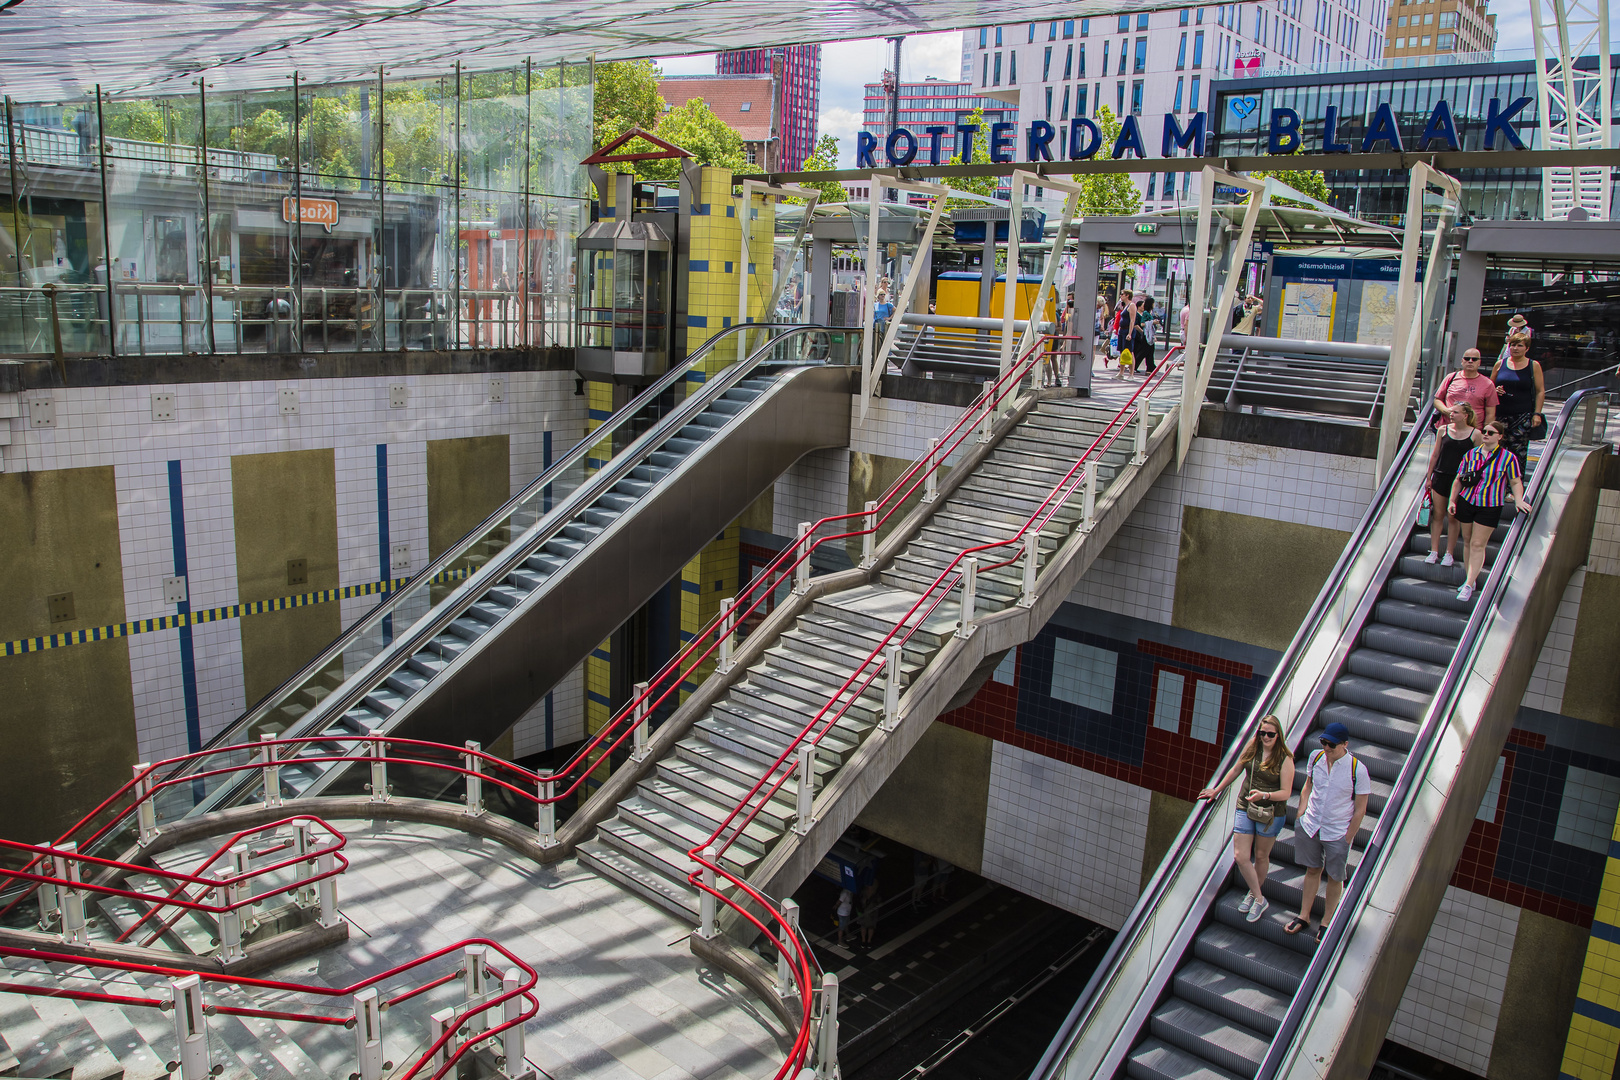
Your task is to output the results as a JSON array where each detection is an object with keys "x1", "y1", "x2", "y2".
[
  {"x1": 1066, "y1": 436, "x2": 1379, "y2": 623},
  {"x1": 1590, "y1": 489, "x2": 1620, "y2": 577},
  {"x1": 772, "y1": 448, "x2": 851, "y2": 539},
  {"x1": 1522, "y1": 568, "x2": 1586, "y2": 715},
  {"x1": 4, "y1": 371, "x2": 584, "y2": 763},
  {"x1": 1387, "y1": 887, "x2": 1520, "y2": 1076},
  {"x1": 849, "y1": 394, "x2": 971, "y2": 464},
  {"x1": 981, "y1": 741, "x2": 1149, "y2": 928}
]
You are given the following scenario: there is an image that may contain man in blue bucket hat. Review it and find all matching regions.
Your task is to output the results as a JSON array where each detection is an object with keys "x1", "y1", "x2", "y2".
[{"x1": 1285, "y1": 720, "x2": 1370, "y2": 945}]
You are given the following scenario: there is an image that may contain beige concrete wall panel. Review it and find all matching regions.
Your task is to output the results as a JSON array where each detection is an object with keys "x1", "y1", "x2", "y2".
[
  {"x1": 1488, "y1": 908, "x2": 1589, "y2": 1079},
  {"x1": 426, "y1": 434, "x2": 512, "y2": 561},
  {"x1": 855, "y1": 722, "x2": 992, "y2": 875},
  {"x1": 1172, "y1": 505, "x2": 1349, "y2": 651},
  {"x1": 231, "y1": 449, "x2": 340, "y2": 707},
  {"x1": 1562, "y1": 571, "x2": 1620, "y2": 727},
  {"x1": 0, "y1": 467, "x2": 137, "y2": 842},
  {"x1": 1142, "y1": 790, "x2": 1197, "y2": 892}
]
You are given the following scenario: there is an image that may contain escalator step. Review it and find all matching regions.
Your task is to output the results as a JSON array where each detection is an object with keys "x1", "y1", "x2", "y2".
[
  {"x1": 449, "y1": 617, "x2": 490, "y2": 642},
  {"x1": 1318, "y1": 702, "x2": 1418, "y2": 751},
  {"x1": 1373, "y1": 599, "x2": 1467, "y2": 639},
  {"x1": 485, "y1": 584, "x2": 527, "y2": 607},
  {"x1": 650, "y1": 451, "x2": 685, "y2": 469},
  {"x1": 1148, "y1": 997, "x2": 1269, "y2": 1078},
  {"x1": 1386, "y1": 576, "x2": 1473, "y2": 614},
  {"x1": 1192, "y1": 923, "x2": 1308, "y2": 995},
  {"x1": 1172, "y1": 959, "x2": 1290, "y2": 1038},
  {"x1": 1331, "y1": 673, "x2": 1430, "y2": 721},
  {"x1": 1361, "y1": 623, "x2": 1457, "y2": 667},
  {"x1": 662, "y1": 437, "x2": 704, "y2": 455},
  {"x1": 1345, "y1": 648, "x2": 1444, "y2": 693}
]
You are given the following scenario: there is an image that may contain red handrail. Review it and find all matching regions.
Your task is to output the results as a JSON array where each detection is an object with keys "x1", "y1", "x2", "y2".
[{"x1": 0, "y1": 937, "x2": 539, "y2": 1080}]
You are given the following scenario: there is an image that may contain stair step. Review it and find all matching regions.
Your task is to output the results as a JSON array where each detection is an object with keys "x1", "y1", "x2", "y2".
[
  {"x1": 1148, "y1": 996, "x2": 1270, "y2": 1078},
  {"x1": 1192, "y1": 922, "x2": 1308, "y2": 995},
  {"x1": 1172, "y1": 958, "x2": 1291, "y2": 1038},
  {"x1": 1126, "y1": 1037, "x2": 1246, "y2": 1080},
  {"x1": 634, "y1": 776, "x2": 780, "y2": 856},
  {"x1": 674, "y1": 737, "x2": 831, "y2": 791},
  {"x1": 616, "y1": 797, "x2": 761, "y2": 874},
  {"x1": 576, "y1": 839, "x2": 698, "y2": 921}
]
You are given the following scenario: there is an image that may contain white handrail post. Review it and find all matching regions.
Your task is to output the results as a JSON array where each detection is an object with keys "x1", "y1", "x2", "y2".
[
  {"x1": 537, "y1": 779, "x2": 557, "y2": 848},
  {"x1": 463, "y1": 741, "x2": 484, "y2": 817},
  {"x1": 171, "y1": 974, "x2": 212, "y2": 1080},
  {"x1": 979, "y1": 396, "x2": 994, "y2": 443},
  {"x1": 232, "y1": 842, "x2": 259, "y2": 934},
  {"x1": 369, "y1": 737, "x2": 389, "y2": 803},
  {"x1": 259, "y1": 735, "x2": 282, "y2": 809},
  {"x1": 502, "y1": 969, "x2": 534, "y2": 1079},
  {"x1": 463, "y1": 943, "x2": 489, "y2": 1037},
  {"x1": 776, "y1": 898, "x2": 801, "y2": 998},
  {"x1": 429, "y1": 1006, "x2": 459, "y2": 1071},
  {"x1": 293, "y1": 821, "x2": 317, "y2": 907},
  {"x1": 718, "y1": 597, "x2": 736, "y2": 673},
  {"x1": 354, "y1": 988, "x2": 384, "y2": 1080},
  {"x1": 54, "y1": 843, "x2": 87, "y2": 945},
  {"x1": 134, "y1": 763, "x2": 160, "y2": 846},
  {"x1": 36, "y1": 840, "x2": 61, "y2": 931},
  {"x1": 215, "y1": 867, "x2": 244, "y2": 963},
  {"x1": 632, "y1": 680, "x2": 651, "y2": 761},
  {"x1": 1081, "y1": 468, "x2": 1097, "y2": 533},
  {"x1": 956, "y1": 558, "x2": 978, "y2": 639},
  {"x1": 922, "y1": 439, "x2": 940, "y2": 503},
  {"x1": 697, "y1": 845, "x2": 718, "y2": 940},
  {"x1": 816, "y1": 972, "x2": 840, "y2": 1080},
  {"x1": 794, "y1": 522, "x2": 813, "y2": 595},
  {"x1": 316, "y1": 850, "x2": 341, "y2": 928},
  {"x1": 859, "y1": 501, "x2": 878, "y2": 569},
  {"x1": 793, "y1": 744, "x2": 816, "y2": 836},
  {"x1": 882, "y1": 643, "x2": 903, "y2": 733},
  {"x1": 1020, "y1": 530, "x2": 1039, "y2": 609},
  {"x1": 1133, "y1": 403, "x2": 1150, "y2": 465}
]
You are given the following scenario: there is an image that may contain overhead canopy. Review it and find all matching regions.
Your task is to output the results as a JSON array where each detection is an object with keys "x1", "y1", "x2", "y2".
[{"x1": 0, "y1": 0, "x2": 1190, "y2": 102}]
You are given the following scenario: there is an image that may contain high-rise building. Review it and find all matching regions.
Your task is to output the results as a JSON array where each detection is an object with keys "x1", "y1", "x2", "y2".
[
  {"x1": 716, "y1": 45, "x2": 821, "y2": 171},
  {"x1": 861, "y1": 77, "x2": 1017, "y2": 148},
  {"x1": 1384, "y1": 0, "x2": 1496, "y2": 63},
  {"x1": 958, "y1": 7, "x2": 1393, "y2": 207}
]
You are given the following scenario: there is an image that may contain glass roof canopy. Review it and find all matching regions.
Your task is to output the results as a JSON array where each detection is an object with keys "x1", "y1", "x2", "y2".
[{"x1": 0, "y1": 0, "x2": 1191, "y2": 102}]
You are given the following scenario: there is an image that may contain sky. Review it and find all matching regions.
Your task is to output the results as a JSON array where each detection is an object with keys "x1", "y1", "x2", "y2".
[{"x1": 657, "y1": 31, "x2": 965, "y2": 167}]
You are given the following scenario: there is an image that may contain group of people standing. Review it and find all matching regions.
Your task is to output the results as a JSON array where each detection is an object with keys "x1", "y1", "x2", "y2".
[{"x1": 1090, "y1": 290, "x2": 1161, "y2": 379}]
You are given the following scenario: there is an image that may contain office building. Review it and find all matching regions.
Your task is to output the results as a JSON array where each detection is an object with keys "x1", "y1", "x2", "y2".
[{"x1": 717, "y1": 44, "x2": 822, "y2": 171}]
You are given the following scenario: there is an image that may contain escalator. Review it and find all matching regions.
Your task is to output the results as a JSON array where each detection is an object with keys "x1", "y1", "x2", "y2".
[
  {"x1": 160, "y1": 324, "x2": 855, "y2": 818},
  {"x1": 1036, "y1": 391, "x2": 1610, "y2": 1080}
]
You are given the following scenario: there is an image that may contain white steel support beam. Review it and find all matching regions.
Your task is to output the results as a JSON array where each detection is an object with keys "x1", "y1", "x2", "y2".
[
  {"x1": 738, "y1": 180, "x2": 820, "y2": 357},
  {"x1": 860, "y1": 175, "x2": 949, "y2": 421},
  {"x1": 1178, "y1": 166, "x2": 1265, "y2": 467},
  {"x1": 1531, "y1": 0, "x2": 1612, "y2": 221},
  {"x1": 1003, "y1": 170, "x2": 1085, "y2": 384}
]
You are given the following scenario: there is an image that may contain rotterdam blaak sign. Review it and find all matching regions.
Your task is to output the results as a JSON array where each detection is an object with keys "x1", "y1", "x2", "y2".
[{"x1": 852, "y1": 96, "x2": 1534, "y2": 168}]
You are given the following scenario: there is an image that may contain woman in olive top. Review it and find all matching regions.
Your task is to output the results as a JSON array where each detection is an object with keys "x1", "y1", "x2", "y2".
[
  {"x1": 1491, "y1": 334, "x2": 1544, "y2": 472},
  {"x1": 1198, "y1": 713, "x2": 1295, "y2": 924}
]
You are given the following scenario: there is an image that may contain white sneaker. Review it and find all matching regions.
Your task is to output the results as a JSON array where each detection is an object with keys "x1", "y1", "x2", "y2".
[
  {"x1": 1441, "y1": 553, "x2": 1454, "y2": 567},
  {"x1": 1247, "y1": 896, "x2": 1269, "y2": 923},
  {"x1": 1238, "y1": 892, "x2": 1255, "y2": 913},
  {"x1": 1457, "y1": 583, "x2": 1474, "y2": 602},
  {"x1": 1423, "y1": 551, "x2": 1439, "y2": 564}
]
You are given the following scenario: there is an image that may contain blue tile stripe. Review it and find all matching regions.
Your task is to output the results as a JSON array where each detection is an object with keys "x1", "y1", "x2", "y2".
[
  {"x1": 0, "y1": 570, "x2": 469, "y2": 657},
  {"x1": 168, "y1": 460, "x2": 202, "y2": 753},
  {"x1": 1574, "y1": 996, "x2": 1620, "y2": 1030},
  {"x1": 587, "y1": 690, "x2": 611, "y2": 707},
  {"x1": 377, "y1": 444, "x2": 393, "y2": 646},
  {"x1": 1590, "y1": 919, "x2": 1620, "y2": 946}
]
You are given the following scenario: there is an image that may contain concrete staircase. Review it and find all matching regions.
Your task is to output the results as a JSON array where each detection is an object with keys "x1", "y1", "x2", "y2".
[{"x1": 578, "y1": 394, "x2": 1175, "y2": 919}]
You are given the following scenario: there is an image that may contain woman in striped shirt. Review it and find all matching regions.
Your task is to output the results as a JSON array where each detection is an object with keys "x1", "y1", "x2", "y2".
[{"x1": 1447, "y1": 421, "x2": 1530, "y2": 602}]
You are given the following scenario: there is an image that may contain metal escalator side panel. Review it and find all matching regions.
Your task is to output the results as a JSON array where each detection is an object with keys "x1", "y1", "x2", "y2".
[
  {"x1": 1273, "y1": 440, "x2": 1608, "y2": 1080},
  {"x1": 316, "y1": 361, "x2": 855, "y2": 756},
  {"x1": 1038, "y1": 441, "x2": 1436, "y2": 1080}
]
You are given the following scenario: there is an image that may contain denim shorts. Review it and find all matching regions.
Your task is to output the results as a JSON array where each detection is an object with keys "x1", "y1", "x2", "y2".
[{"x1": 1233, "y1": 805, "x2": 1285, "y2": 838}]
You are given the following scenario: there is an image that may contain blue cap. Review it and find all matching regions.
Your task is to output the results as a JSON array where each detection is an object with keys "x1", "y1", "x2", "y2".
[{"x1": 1320, "y1": 722, "x2": 1351, "y2": 745}]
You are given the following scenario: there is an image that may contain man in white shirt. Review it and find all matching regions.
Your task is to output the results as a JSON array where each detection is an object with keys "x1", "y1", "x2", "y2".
[{"x1": 1286, "y1": 721, "x2": 1370, "y2": 944}]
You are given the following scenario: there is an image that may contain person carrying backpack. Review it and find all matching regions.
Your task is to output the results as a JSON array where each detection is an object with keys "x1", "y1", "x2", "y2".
[
  {"x1": 1286, "y1": 721, "x2": 1370, "y2": 945},
  {"x1": 1134, "y1": 296, "x2": 1158, "y2": 374}
]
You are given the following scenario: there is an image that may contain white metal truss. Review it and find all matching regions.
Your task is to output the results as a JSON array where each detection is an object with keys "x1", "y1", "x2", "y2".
[
  {"x1": 1530, "y1": 0, "x2": 1613, "y2": 220},
  {"x1": 859, "y1": 176, "x2": 949, "y2": 422},
  {"x1": 737, "y1": 179, "x2": 819, "y2": 358}
]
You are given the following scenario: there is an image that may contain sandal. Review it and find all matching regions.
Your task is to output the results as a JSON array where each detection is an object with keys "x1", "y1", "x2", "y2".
[
  {"x1": 1284, "y1": 917, "x2": 1310, "y2": 935},
  {"x1": 1315, "y1": 924, "x2": 1326, "y2": 944}
]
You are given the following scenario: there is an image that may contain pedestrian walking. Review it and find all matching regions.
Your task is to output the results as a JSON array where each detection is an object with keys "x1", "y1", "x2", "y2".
[
  {"x1": 1095, "y1": 293, "x2": 1111, "y2": 365},
  {"x1": 1178, "y1": 301, "x2": 1191, "y2": 346},
  {"x1": 1285, "y1": 721, "x2": 1370, "y2": 944},
  {"x1": 1490, "y1": 334, "x2": 1544, "y2": 473},
  {"x1": 1448, "y1": 420, "x2": 1530, "y2": 602},
  {"x1": 1134, "y1": 296, "x2": 1158, "y2": 374},
  {"x1": 1198, "y1": 713, "x2": 1294, "y2": 924},
  {"x1": 857, "y1": 883, "x2": 879, "y2": 946},
  {"x1": 835, "y1": 887, "x2": 854, "y2": 947},
  {"x1": 1114, "y1": 291, "x2": 1137, "y2": 378},
  {"x1": 1431, "y1": 349, "x2": 1498, "y2": 431},
  {"x1": 1424, "y1": 402, "x2": 1480, "y2": 570}
]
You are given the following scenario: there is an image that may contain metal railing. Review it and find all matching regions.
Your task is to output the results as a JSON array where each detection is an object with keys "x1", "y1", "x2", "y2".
[
  {"x1": 1, "y1": 815, "x2": 346, "y2": 961},
  {"x1": 0, "y1": 935, "x2": 538, "y2": 1080}
]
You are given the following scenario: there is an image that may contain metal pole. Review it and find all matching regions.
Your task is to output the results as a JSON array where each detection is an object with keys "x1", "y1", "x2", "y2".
[
  {"x1": 453, "y1": 61, "x2": 463, "y2": 349},
  {"x1": 522, "y1": 58, "x2": 533, "y2": 349},
  {"x1": 291, "y1": 72, "x2": 303, "y2": 353},
  {"x1": 632, "y1": 680, "x2": 650, "y2": 761},
  {"x1": 698, "y1": 845, "x2": 718, "y2": 939},
  {"x1": 776, "y1": 898, "x2": 801, "y2": 997},
  {"x1": 956, "y1": 558, "x2": 978, "y2": 639},
  {"x1": 882, "y1": 642, "x2": 903, "y2": 732},
  {"x1": 196, "y1": 79, "x2": 216, "y2": 355},
  {"x1": 232, "y1": 841, "x2": 258, "y2": 934},
  {"x1": 718, "y1": 598, "x2": 736, "y2": 673},
  {"x1": 134, "y1": 763, "x2": 159, "y2": 845},
  {"x1": 294, "y1": 821, "x2": 316, "y2": 907},
  {"x1": 794, "y1": 744, "x2": 815, "y2": 835},
  {"x1": 817, "y1": 972, "x2": 840, "y2": 1079},
  {"x1": 922, "y1": 438, "x2": 939, "y2": 502},
  {"x1": 354, "y1": 988, "x2": 384, "y2": 1080},
  {"x1": 317, "y1": 850, "x2": 340, "y2": 928},
  {"x1": 1133, "y1": 402, "x2": 1149, "y2": 464},
  {"x1": 4, "y1": 98, "x2": 25, "y2": 288},
  {"x1": 859, "y1": 500, "x2": 878, "y2": 568},
  {"x1": 215, "y1": 867, "x2": 244, "y2": 962},
  {"x1": 172, "y1": 975, "x2": 212, "y2": 1080},
  {"x1": 1081, "y1": 468, "x2": 1096, "y2": 531},
  {"x1": 36, "y1": 841, "x2": 60, "y2": 931},
  {"x1": 502, "y1": 968, "x2": 533, "y2": 1078},
  {"x1": 1020, "y1": 529, "x2": 1039, "y2": 608},
  {"x1": 794, "y1": 522, "x2": 813, "y2": 595},
  {"x1": 370, "y1": 737, "x2": 389, "y2": 802},
  {"x1": 463, "y1": 944, "x2": 489, "y2": 1036},
  {"x1": 463, "y1": 740, "x2": 484, "y2": 815},
  {"x1": 259, "y1": 734, "x2": 282, "y2": 808},
  {"x1": 537, "y1": 778, "x2": 557, "y2": 847},
  {"x1": 93, "y1": 87, "x2": 117, "y2": 355},
  {"x1": 54, "y1": 843, "x2": 87, "y2": 945}
]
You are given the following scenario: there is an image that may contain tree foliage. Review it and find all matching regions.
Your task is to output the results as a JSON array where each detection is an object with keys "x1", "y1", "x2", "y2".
[
  {"x1": 596, "y1": 96, "x2": 749, "y2": 181},
  {"x1": 592, "y1": 59, "x2": 664, "y2": 142},
  {"x1": 1076, "y1": 107, "x2": 1142, "y2": 217},
  {"x1": 791, "y1": 134, "x2": 848, "y2": 205},
  {"x1": 945, "y1": 108, "x2": 1002, "y2": 208},
  {"x1": 1246, "y1": 164, "x2": 1334, "y2": 207}
]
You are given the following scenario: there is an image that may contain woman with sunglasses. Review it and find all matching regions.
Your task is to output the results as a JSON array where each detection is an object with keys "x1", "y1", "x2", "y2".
[
  {"x1": 1490, "y1": 334, "x2": 1544, "y2": 473},
  {"x1": 1198, "y1": 714, "x2": 1294, "y2": 923},
  {"x1": 1448, "y1": 420, "x2": 1530, "y2": 602}
]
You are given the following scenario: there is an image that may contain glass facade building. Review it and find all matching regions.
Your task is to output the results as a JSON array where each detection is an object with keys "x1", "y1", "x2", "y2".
[
  {"x1": 1210, "y1": 55, "x2": 1620, "y2": 223},
  {"x1": 1, "y1": 64, "x2": 593, "y2": 358}
]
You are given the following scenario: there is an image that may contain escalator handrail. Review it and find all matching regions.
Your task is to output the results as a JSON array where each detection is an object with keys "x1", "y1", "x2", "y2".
[
  {"x1": 195, "y1": 324, "x2": 843, "y2": 812},
  {"x1": 1030, "y1": 397, "x2": 1443, "y2": 1080},
  {"x1": 184, "y1": 321, "x2": 807, "y2": 767},
  {"x1": 1254, "y1": 388, "x2": 1609, "y2": 1079}
]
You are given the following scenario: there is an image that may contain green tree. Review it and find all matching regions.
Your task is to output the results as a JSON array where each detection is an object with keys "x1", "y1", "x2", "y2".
[
  {"x1": 593, "y1": 59, "x2": 664, "y2": 144},
  {"x1": 597, "y1": 97, "x2": 748, "y2": 181},
  {"x1": 945, "y1": 108, "x2": 1002, "y2": 207},
  {"x1": 1246, "y1": 158, "x2": 1334, "y2": 208},
  {"x1": 1077, "y1": 107, "x2": 1142, "y2": 217},
  {"x1": 791, "y1": 134, "x2": 847, "y2": 204}
]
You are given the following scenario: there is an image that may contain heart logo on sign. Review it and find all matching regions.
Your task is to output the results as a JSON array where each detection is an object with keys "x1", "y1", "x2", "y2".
[{"x1": 1230, "y1": 96, "x2": 1260, "y2": 119}]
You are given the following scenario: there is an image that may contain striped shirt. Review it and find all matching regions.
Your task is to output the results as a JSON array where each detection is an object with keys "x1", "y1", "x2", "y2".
[{"x1": 1456, "y1": 446, "x2": 1522, "y2": 508}]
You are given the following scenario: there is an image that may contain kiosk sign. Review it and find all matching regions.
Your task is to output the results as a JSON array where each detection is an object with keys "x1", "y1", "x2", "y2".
[{"x1": 282, "y1": 196, "x2": 340, "y2": 233}]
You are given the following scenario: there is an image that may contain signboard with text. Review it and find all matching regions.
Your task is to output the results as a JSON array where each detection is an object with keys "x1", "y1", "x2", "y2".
[{"x1": 282, "y1": 196, "x2": 341, "y2": 233}]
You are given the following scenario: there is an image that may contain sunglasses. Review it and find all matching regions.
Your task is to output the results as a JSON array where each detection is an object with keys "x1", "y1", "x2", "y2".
[
  {"x1": 1319, "y1": 738, "x2": 1341, "y2": 748},
  {"x1": 1259, "y1": 730, "x2": 1278, "y2": 739},
  {"x1": 1483, "y1": 429, "x2": 1504, "y2": 438}
]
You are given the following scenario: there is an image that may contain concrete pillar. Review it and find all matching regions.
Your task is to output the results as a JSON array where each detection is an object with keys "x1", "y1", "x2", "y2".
[
  {"x1": 1070, "y1": 242, "x2": 1101, "y2": 394},
  {"x1": 808, "y1": 236, "x2": 833, "y2": 326},
  {"x1": 1451, "y1": 248, "x2": 1488, "y2": 357}
]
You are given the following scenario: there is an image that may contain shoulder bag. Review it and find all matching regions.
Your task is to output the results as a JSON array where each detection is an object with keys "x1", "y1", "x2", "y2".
[{"x1": 1243, "y1": 762, "x2": 1277, "y2": 825}]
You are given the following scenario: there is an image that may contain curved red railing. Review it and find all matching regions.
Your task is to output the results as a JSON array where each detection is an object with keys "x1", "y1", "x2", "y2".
[
  {"x1": 0, "y1": 815, "x2": 346, "y2": 948},
  {"x1": 0, "y1": 937, "x2": 538, "y2": 1080}
]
